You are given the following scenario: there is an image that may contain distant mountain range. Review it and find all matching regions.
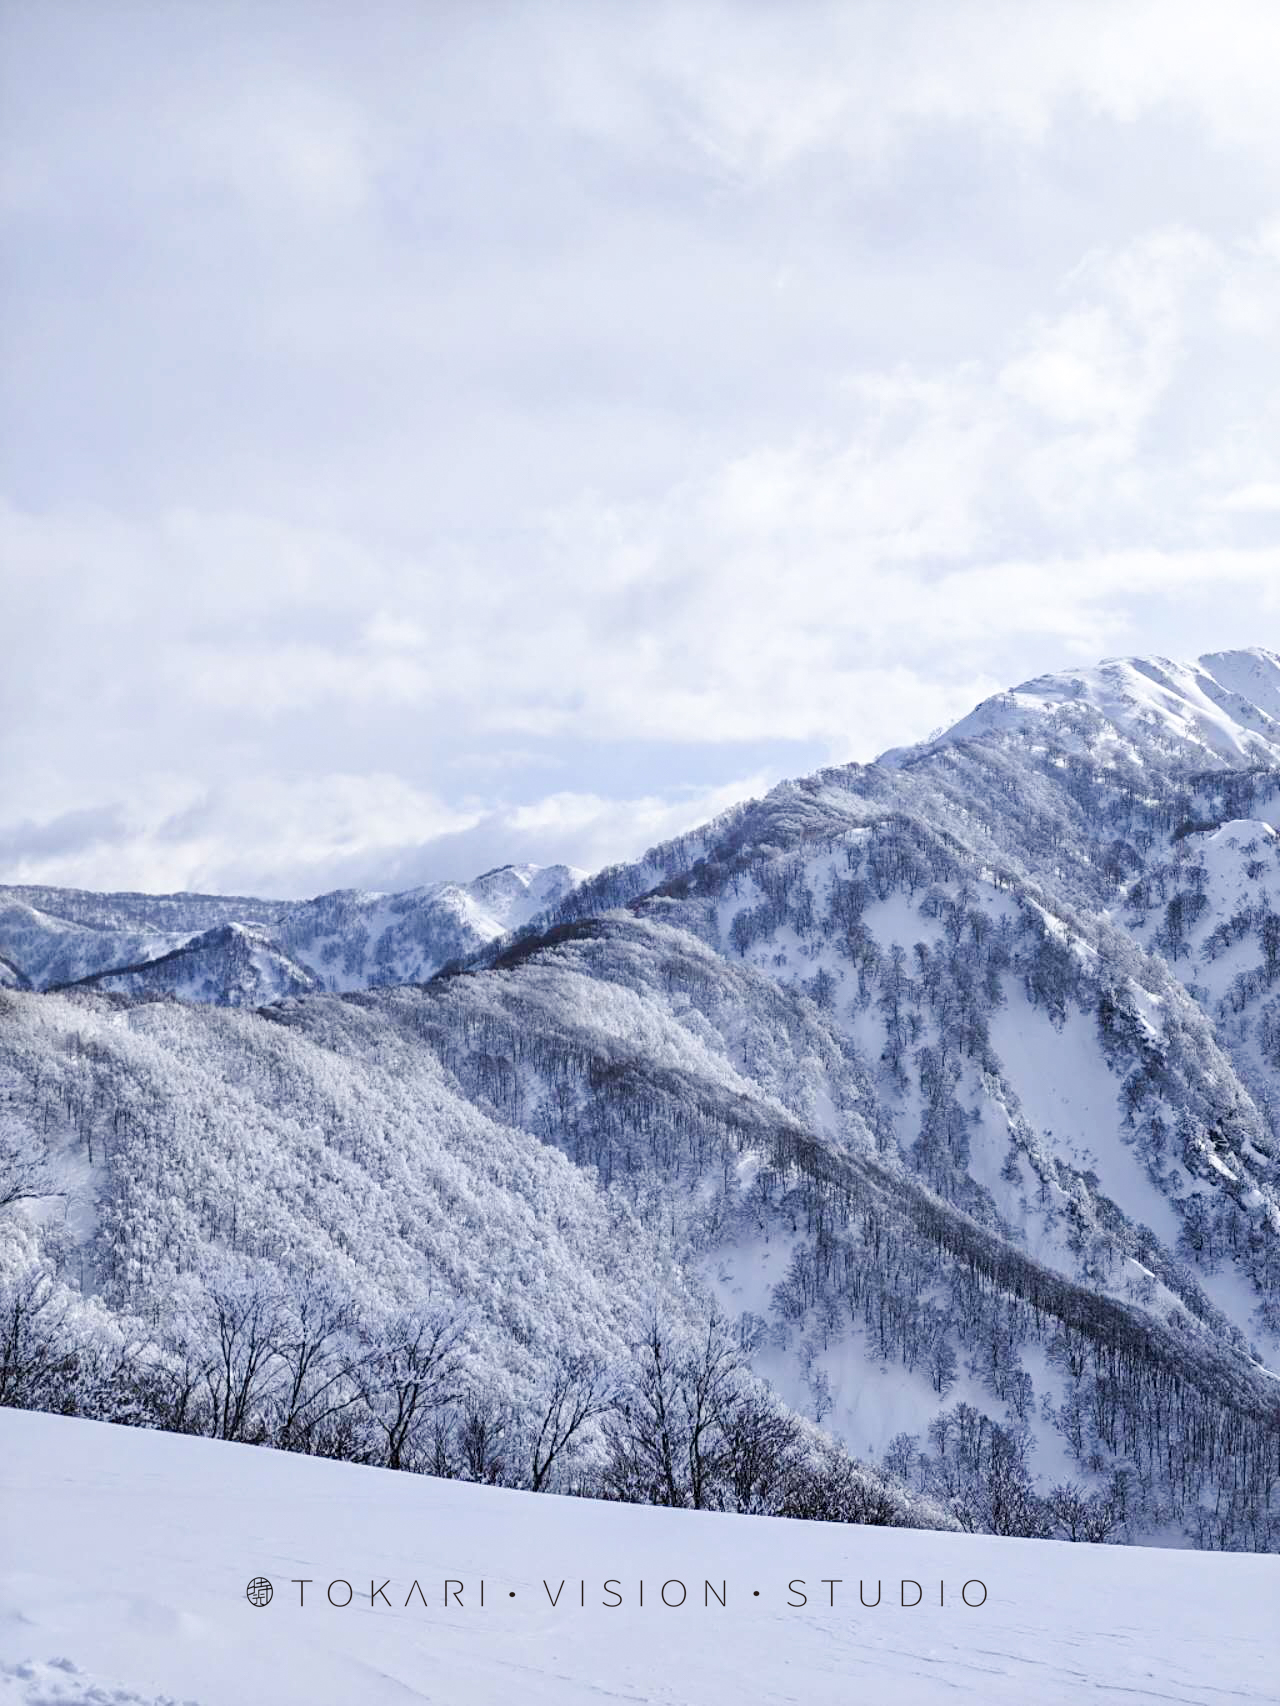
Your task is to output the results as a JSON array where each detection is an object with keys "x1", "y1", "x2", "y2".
[
  {"x1": 2, "y1": 647, "x2": 1278, "y2": 1550},
  {"x1": 0, "y1": 862, "x2": 584, "y2": 1003}
]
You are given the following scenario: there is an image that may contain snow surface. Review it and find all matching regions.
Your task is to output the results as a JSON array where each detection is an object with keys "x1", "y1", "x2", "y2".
[
  {"x1": 988, "y1": 997, "x2": 1184, "y2": 1253},
  {"x1": 1, "y1": 1411, "x2": 1275, "y2": 1706}
]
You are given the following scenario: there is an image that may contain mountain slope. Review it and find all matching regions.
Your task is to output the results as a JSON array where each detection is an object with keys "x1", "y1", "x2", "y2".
[
  {"x1": 65, "y1": 922, "x2": 322, "y2": 1007},
  {"x1": 3, "y1": 900, "x2": 1276, "y2": 1543},
  {"x1": 483, "y1": 647, "x2": 1280, "y2": 1536},
  {"x1": 1124, "y1": 819, "x2": 1280, "y2": 1135},
  {"x1": 0, "y1": 893, "x2": 201, "y2": 990}
]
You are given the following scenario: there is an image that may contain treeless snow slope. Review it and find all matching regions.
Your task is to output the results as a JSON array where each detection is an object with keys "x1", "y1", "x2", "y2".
[{"x1": 1, "y1": 1412, "x2": 1274, "y2": 1706}]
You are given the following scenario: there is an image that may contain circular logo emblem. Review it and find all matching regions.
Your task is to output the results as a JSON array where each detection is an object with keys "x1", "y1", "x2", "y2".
[{"x1": 246, "y1": 1577, "x2": 274, "y2": 1608}]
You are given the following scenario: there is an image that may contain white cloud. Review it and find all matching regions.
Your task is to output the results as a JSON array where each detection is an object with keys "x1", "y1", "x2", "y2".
[
  {"x1": 0, "y1": 772, "x2": 776, "y2": 900},
  {"x1": 1214, "y1": 484, "x2": 1280, "y2": 514},
  {"x1": 3, "y1": 5, "x2": 1279, "y2": 895},
  {"x1": 0, "y1": 772, "x2": 470, "y2": 897},
  {"x1": 542, "y1": 1, "x2": 1280, "y2": 181},
  {"x1": 6, "y1": 216, "x2": 1280, "y2": 889}
]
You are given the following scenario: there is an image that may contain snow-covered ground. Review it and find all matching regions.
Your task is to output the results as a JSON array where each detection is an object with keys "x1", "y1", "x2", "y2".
[{"x1": 1, "y1": 1412, "x2": 1274, "y2": 1706}]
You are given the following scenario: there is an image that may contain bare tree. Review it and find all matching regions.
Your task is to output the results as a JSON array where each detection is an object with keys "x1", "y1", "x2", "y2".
[
  {"x1": 0, "y1": 1269, "x2": 76, "y2": 1410},
  {"x1": 0, "y1": 1117, "x2": 59, "y2": 1213},
  {"x1": 604, "y1": 1310, "x2": 748, "y2": 1510},
  {"x1": 683, "y1": 1312, "x2": 748, "y2": 1510},
  {"x1": 604, "y1": 1315, "x2": 689, "y2": 1507},
  {"x1": 458, "y1": 1390, "x2": 516, "y2": 1484},
  {"x1": 1047, "y1": 1481, "x2": 1092, "y2": 1541},
  {"x1": 202, "y1": 1271, "x2": 287, "y2": 1443},
  {"x1": 271, "y1": 1280, "x2": 367, "y2": 1453},
  {"x1": 530, "y1": 1352, "x2": 614, "y2": 1492},
  {"x1": 361, "y1": 1307, "x2": 467, "y2": 1471},
  {"x1": 721, "y1": 1388, "x2": 803, "y2": 1514}
]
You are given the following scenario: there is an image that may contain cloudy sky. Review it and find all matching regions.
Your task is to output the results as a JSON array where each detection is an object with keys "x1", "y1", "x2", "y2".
[{"x1": 3, "y1": 1, "x2": 1279, "y2": 898}]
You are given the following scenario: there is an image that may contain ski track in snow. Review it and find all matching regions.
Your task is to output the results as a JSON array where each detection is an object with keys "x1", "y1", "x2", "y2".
[{"x1": 1, "y1": 1412, "x2": 1275, "y2": 1706}]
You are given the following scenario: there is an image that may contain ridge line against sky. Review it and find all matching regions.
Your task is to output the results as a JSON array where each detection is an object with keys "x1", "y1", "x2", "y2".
[{"x1": 2, "y1": 1, "x2": 1279, "y2": 898}]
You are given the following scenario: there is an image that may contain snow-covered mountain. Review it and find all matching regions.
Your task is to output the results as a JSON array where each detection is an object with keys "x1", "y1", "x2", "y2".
[
  {"x1": 1, "y1": 1409, "x2": 1273, "y2": 1706},
  {"x1": 1, "y1": 648, "x2": 1278, "y2": 1552},
  {"x1": 881, "y1": 647, "x2": 1280, "y2": 769},
  {"x1": 0, "y1": 863, "x2": 586, "y2": 1002},
  {"x1": 0, "y1": 890, "x2": 223, "y2": 990},
  {"x1": 273, "y1": 862, "x2": 585, "y2": 993},
  {"x1": 73, "y1": 923, "x2": 322, "y2": 1007}
]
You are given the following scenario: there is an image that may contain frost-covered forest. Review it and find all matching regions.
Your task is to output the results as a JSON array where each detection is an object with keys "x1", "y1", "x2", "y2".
[{"x1": 3, "y1": 649, "x2": 1280, "y2": 1550}]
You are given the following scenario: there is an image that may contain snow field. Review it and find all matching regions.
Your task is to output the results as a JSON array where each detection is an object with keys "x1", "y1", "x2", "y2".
[{"x1": 1, "y1": 1411, "x2": 1275, "y2": 1706}]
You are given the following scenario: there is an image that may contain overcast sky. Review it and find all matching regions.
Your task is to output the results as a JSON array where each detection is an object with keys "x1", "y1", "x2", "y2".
[{"x1": 3, "y1": 1, "x2": 1279, "y2": 898}]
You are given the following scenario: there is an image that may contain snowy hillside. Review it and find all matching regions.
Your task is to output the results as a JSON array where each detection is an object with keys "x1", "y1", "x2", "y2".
[
  {"x1": 1, "y1": 1410, "x2": 1274, "y2": 1706},
  {"x1": 0, "y1": 864, "x2": 585, "y2": 1001},
  {"x1": 274, "y1": 862, "x2": 585, "y2": 993},
  {"x1": 67, "y1": 923, "x2": 322, "y2": 1006},
  {"x1": 0, "y1": 893, "x2": 201, "y2": 991},
  {"x1": 1124, "y1": 819, "x2": 1280, "y2": 1132}
]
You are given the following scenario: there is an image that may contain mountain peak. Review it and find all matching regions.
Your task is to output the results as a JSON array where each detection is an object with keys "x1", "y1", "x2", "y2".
[{"x1": 880, "y1": 647, "x2": 1280, "y2": 770}]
